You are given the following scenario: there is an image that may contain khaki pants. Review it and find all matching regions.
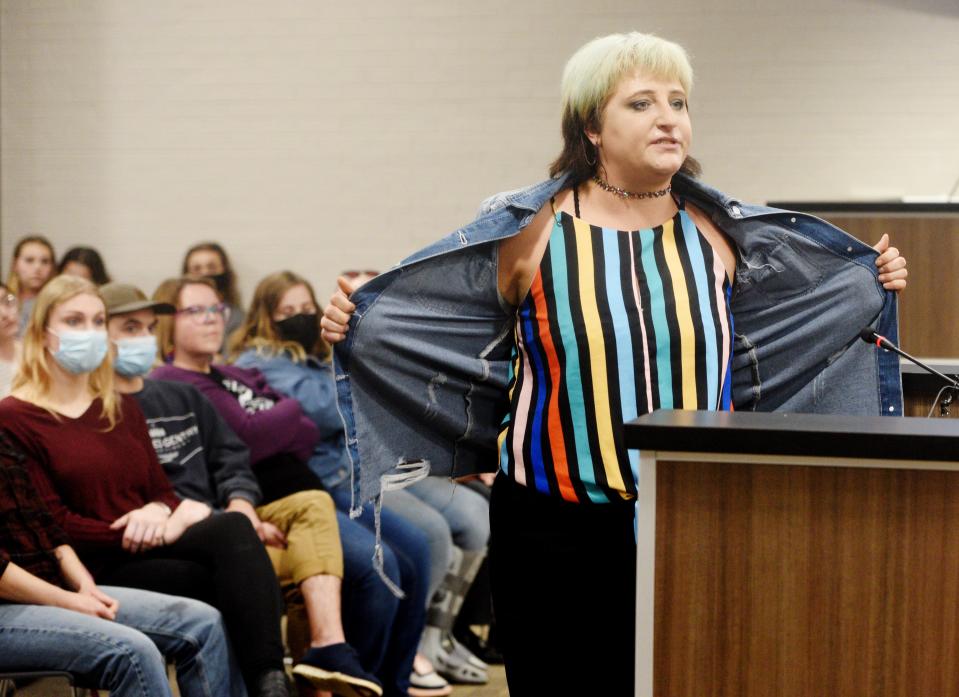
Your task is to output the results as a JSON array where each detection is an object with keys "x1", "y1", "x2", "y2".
[{"x1": 256, "y1": 489, "x2": 343, "y2": 659}]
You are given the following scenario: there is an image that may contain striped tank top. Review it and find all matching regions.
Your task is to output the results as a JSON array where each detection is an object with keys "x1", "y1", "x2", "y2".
[{"x1": 497, "y1": 193, "x2": 734, "y2": 503}]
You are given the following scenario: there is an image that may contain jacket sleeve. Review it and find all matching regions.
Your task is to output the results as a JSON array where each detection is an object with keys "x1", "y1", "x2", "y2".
[{"x1": 191, "y1": 388, "x2": 262, "y2": 507}]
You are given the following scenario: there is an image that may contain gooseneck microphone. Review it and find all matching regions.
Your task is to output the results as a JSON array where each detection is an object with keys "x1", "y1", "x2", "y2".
[
  {"x1": 858, "y1": 328, "x2": 959, "y2": 388},
  {"x1": 860, "y1": 328, "x2": 959, "y2": 416}
]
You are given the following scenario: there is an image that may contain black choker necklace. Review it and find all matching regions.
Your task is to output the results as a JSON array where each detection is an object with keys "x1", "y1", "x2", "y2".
[{"x1": 592, "y1": 175, "x2": 671, "y2": 200}]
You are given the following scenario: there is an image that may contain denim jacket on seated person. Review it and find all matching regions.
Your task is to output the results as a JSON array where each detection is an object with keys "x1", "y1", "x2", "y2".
[{"x1": 332, "y1": 170, "x2": 903, "y2": 511}]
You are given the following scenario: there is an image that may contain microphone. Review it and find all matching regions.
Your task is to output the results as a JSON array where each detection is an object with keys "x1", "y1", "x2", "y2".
[{"x1": 859, "y1": 328, "x2": 959, "y2": 388}]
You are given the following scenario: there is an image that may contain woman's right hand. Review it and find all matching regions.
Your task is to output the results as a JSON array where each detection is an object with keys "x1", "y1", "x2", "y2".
[
  {"x1": 110, "y1": 502, "x2": 170, "y2": 554},
  {"x1": 58, "y1": 588, "x2": 119, "y2": 620},
  {"x1": 320, "y1": 276, "x2": 358, "y2": 344}
]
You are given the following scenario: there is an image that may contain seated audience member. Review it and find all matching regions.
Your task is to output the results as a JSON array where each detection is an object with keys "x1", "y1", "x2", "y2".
[
  {"x1": 182, "y1": 243, "x2": 245, "y2": 350},
  {"x1": 0, "y1": 275, "x2": 291, "y2": 697},
  {"x1": 150, "y1": 276, "x2": 436, "y2": 697},
  {"x1": 5, "y1": 236, "x2": 56, "y2": 335},
  {"x1": 0, "y1": 284, "x2": 20, "y2": 397},
  {"x1": 232, "y1": 271, "x2": 490, "y2": 686},
  {"x1": 0, "y1": 430, "x2": 243, "y2": 697},
  {"x1": 58, "y1": 246, "x2": 112, "y2": 285},
  {"x1": 101, "y1": 281, "x2": 381, "y2": 697}
]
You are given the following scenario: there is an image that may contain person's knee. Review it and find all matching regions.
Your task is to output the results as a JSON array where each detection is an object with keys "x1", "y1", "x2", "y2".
[{"x1": 449, "y1": 488, "x2": 491, "y2": 551}]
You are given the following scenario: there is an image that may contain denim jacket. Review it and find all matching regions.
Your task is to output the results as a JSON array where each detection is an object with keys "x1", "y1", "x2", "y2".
[{"x1": 334, "y1": 171, "x2": 902, "y2": 509}]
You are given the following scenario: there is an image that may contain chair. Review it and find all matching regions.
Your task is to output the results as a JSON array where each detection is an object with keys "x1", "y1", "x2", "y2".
[{"x1": 0, "y1": 671, "x2": 79, "y2": 697}]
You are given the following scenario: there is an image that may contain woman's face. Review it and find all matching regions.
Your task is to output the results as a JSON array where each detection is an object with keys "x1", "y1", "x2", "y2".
[
  {"x1": 14, "y1": 242, "x2": 55, "y2": 293},
  {"x1": 186, "y1": 250, "x2": 225, "y2": 277},
  {"x1": 273, "y1": 284, "x2": 317, "y2": 322},
  {"x1": 60, "y1": 260, "x2": 93, "y2": 281},
  {"x1": 590, "y1": 72, "x2": 691, "y2": 185},
  {"x1": 0, "y1": 289, "x2": 18, "y2": 341},
  {"x1": 174, "y1": 283, "x2": 225, "y2": 358},
  {"x1": 44, "y1": 292, "x2": 106, "y2": 353}
]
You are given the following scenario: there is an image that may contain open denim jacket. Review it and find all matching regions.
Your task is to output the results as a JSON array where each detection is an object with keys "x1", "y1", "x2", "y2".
[{"x1": 334, "y1": 171, "x2": 902, "y2": 510}]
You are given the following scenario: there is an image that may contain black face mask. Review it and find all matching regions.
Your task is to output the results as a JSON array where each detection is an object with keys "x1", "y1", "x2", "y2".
[
  {"x1": 207, "y1": 272, "x2": 230, "y2": 295},
  {"x1": 276, "y1": 313, "x2": 320, "y2": 353}
]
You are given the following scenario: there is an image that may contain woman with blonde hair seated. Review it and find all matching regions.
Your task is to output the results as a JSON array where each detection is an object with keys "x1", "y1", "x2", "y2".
[{"x1": 0, "y1": 275, "x2": 291, "y2": 697}]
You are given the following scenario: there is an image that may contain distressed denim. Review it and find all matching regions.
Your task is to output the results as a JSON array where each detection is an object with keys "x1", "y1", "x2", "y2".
[{"x1": 334, "y1": 172, "x2": 902, "y2": 507}]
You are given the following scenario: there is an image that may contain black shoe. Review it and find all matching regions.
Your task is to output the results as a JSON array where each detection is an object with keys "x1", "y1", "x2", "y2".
[
  {"x1": 292, "y1": 643, "x2": 383, "y2": 697},
  {"x1": 255, "y1": 668, "x2": 292, "y2": 697}
]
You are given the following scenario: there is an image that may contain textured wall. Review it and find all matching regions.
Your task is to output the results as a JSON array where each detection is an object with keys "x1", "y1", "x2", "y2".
[{"x1": 2, "y1": 0, "x2": 957, "y2": 301}]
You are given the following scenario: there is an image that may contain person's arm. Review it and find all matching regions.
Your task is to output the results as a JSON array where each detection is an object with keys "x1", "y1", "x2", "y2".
[
  {"x1": 224, "y1": 497, "x2": 287, "y2": 548},
  {"x1": 123, "y1": 396, "x2": 180, "y2": 512},
  {"x1": 192, "y1": 389, "x2": 262, "y2": 507},
  {"x1": 243, "y1": 354, "x2": 342, "y2": 435},
  {"x1": 189, "y1": 370, "x2": 315, "y2": 464},
  {"x1": 26, "y1": 453, "x2": 126, "y2": 547},
  {"x1": 0, "y1": 559, "x2": 117, "y2": 619}
]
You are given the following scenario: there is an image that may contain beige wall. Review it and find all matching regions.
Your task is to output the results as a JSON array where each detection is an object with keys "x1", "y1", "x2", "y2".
[{"x1": 2, "y1": 0, "x2": 958, "y2": 303}]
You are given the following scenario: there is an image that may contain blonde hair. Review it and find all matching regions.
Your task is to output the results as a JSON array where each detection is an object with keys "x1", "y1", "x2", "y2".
[
  {"x1": 12, "y1": 275, "x2": 120, "y2": 429},
  {"x1": 152, "y1": 276, "x2": 220, "y2": 361},
  {"x1": 549, "y1": 32, "x2": 699, "y2": 183},
  {"x1": 228, "y1": 271, "x2": 330, "y2": 363},
  {"x1": 6, "y1": 236, "x2": 56, "y2": 297}
]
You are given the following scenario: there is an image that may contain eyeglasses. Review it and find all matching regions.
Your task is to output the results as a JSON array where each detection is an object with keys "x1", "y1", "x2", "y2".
[
  {"x1": 0, "y1": 293, "x2": 17, "y2": 310},
  {"x1": 341, "y1": 270, "x2": 380, "y2": 280},
  {"x1": 176, "y1": 303, "x2": 231, "y2": 324}
]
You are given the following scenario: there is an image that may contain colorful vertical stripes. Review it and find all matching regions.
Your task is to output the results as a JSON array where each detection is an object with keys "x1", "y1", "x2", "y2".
[{"x1": 499, "y1": 205, "x2": 733, "y2": 503}]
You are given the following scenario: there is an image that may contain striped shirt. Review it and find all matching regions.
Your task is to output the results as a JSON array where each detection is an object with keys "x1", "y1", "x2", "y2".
[{"x1": 497, "y1": 201, "x2": 733, "y2": 503}]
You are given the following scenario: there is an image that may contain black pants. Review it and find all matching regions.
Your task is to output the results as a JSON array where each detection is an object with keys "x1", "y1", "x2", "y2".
[
  {"x1": 93, "y1": 512, "x2": 285, "y2": 687},
  {"x1": 489, "y1": 473, "x2": 636, "y2": 697}
]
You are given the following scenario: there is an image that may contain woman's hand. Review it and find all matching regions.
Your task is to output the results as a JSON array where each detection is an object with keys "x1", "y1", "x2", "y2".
[
  {"x1": 162, "y1": 499, "x2": 212, "y2": 545},
  {"x1": 57, "y1": 588, "x2": 119, "y2": 620},
  {"x1": 110, "y1": 502, "x2": 171, "y2": 553},
  {"x1": 226, "y1": 498, "x2": 288, "y2": 548},
  {"x1": 873, "y1": 234, "x2": 908, "y2": 291},
  {"x1": 320, "y1": 276, "x2": 358, "y2": 344}
]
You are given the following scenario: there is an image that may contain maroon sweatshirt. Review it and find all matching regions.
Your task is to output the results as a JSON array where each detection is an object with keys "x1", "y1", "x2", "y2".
[{"x1": 0, "y1": 394, "x2": 180, "y2": 550}]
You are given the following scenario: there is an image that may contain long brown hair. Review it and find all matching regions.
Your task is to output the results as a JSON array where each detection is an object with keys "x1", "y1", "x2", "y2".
[
  {"x1": 6, "y1": 236, "x2": 56, "y2": 297},
  {"x1": 228, "y1": 271, "x2": 330, "y2": 363},
  {"x1": 12, "y1": 275, "x2": 120, "y2": 429},
  {"x1": 152, "y1": 276, "x2": 220, "y2": 361}
]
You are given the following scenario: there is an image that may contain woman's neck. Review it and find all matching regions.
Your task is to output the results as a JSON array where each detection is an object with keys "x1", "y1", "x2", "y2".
[
  {"x1": 173, "y1": 350, "x2": 213, "y2": 374},
  {"x1": 0, "y1": 337, "x2": 16, "y2": 362},
  {"x1": 574, "y1": 179, "x2": 678, "y2": 230},
  {"x1": 27, "y1": 361, "x2": 94, "y2": 411}
]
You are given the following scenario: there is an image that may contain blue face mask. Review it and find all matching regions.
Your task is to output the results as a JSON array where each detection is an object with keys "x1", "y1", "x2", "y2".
[
  {"x1": 113, "y1": 336, "x2": 158, "y2": 377},
  {"x1": 48, "y1": 329, "x2": 109, "y2": 374}
]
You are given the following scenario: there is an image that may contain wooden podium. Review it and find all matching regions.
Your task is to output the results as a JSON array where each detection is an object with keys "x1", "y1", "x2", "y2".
[{"x1": 626, "y1": 410, "x2": 959, "y2": 697}]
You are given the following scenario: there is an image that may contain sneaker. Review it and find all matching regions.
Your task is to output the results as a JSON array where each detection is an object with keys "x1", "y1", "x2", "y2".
[{"x1": 291, "y1": 643, "x2": 383, "y2": 697}]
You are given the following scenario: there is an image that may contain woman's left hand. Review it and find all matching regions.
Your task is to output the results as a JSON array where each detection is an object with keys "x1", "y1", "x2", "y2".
[{"x1": 873, "y1": 234, "x2": 908, "y2": 291}]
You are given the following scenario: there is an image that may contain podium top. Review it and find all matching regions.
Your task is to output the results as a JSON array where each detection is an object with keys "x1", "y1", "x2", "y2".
[{"x1": 624, "y1": 410, "x2": 959, "y2": 462}]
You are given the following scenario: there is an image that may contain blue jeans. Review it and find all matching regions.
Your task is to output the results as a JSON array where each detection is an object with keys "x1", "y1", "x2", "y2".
[
  {"x1": 0, "y1": 586, "x2": 245, "y2": 697},
  {"x1": 332, "y1": 488, "x2": 429, "y2": 697}
]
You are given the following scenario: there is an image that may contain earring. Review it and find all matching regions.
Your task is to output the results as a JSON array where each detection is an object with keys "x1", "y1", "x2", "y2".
[{"x1": 583, "y1": 139, "x2": 597, "y2": 167}]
